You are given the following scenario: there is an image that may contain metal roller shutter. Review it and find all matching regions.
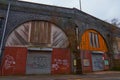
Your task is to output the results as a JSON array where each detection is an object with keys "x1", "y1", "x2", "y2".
[
  {"x1": 26, "y1": 51, "x2": 51, "y2": 74},
  {"x1": 92, "y1": 53, "x2": 104, "y2": 71}
]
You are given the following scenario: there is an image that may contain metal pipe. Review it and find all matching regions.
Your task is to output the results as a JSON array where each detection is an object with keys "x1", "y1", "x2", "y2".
[
  {"x1": 79, "y1": 0, "x2": 82, "y2": 10},
  {"x1": 0, "y1": 2, "x2": 11, "y2": 57},
  {"x1": 76, "y1": 26, "x2": 79, "y2": 42}
]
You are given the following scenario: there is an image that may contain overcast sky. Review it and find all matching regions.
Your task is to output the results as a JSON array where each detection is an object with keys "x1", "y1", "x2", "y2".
[{"x1": 20, "y1": 0, "x2": 120, "y2": 22}]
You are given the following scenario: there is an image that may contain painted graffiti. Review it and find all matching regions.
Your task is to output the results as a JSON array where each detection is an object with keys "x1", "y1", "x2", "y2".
[
  {"x1": 93, "y1": 58, "x2": 103, "y2": 69},
  {"x1": 52, "y1": 59, "x2": 68, "y2": 70},
  {"x1": 29, "y1": 56, "x2": 48, "y2": 69},
  {"x1": 4, "y1": 55, "x2": 15, "y2": 70},
  {"x1": 92, "y1": 54, "x2": 104, "y2": 71}
]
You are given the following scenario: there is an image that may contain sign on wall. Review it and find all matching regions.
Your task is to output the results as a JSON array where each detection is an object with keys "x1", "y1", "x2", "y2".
[
  {"x1": 83, "y1": 59, "x2": 90, "y2": 66},
  {"x1": 104, "y1": 60, "x2": 109, "y2": 66}
]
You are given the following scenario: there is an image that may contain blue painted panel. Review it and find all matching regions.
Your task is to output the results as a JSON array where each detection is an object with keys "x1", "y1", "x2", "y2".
[{"x1": 92, "y1": 53, "x2": 104, "y2": 71}]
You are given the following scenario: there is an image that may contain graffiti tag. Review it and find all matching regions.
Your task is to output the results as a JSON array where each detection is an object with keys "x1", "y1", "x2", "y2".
[
  {"x1": 4, "y1": 55, "x2": 15, "y2": 70},
  {"x1": 52, "y1": 59, "x2": 68, "y2": 70},
  {"x1": 29, "y1": 56, "x2": 48, "y2": 69}
]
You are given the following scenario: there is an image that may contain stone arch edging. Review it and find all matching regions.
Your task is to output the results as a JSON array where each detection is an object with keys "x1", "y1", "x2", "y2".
[
  {"x1": 5, "y1": 20, "x2": 71, "y2": 48},
  {"x1": 4, "y1": 15, "x2": 71, "y2": 48}
]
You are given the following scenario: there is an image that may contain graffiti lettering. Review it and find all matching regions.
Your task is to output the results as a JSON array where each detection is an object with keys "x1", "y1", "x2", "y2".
[
  {"x1": 52, "y1": 59, "x2": 68, "y2": 70},
  {"x1": 4, "y1": 55, "x2": 15, "y2": 70},
  {"x1": 93, "y1": 58, "x2": 103, "y2": 70},
  {"x1": 29, "y1": 56, "x2": 48, "y2": 69}
]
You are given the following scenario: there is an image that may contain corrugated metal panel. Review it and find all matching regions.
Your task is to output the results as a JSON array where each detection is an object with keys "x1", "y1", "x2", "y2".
[
  {"x1": 51, "y1": 48, "x2": 71, "y2": 74},
  {"x1": 92, "y1": 53, "x2": 104, "y2": 71},
  {"x1": 81, "y1": 50, "x2": 92, "y2": 73},
  {"x1": 28, "y1": 48, "x2": 53, "y2": 51},
  {"x1": 26, "y1": 51, "x2": 51, "y2": 74},
  {"x1": 1, "y1": 47, "x2": 27, "y2": 76}
]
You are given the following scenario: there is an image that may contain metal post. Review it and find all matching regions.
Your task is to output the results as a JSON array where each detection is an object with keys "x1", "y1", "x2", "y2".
[
  {"x1": 76, "y1": 26, "x2": 79, "y2": 42},
  {"x1": 0, "y1": 2, "x2": 11, "y2": 57},
  {"x1": 79, "y1": 0, "x2": 82, "y2": 10}
]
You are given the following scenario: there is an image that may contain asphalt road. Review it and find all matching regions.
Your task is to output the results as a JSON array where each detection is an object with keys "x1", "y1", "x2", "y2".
[{"x1": 0, "y1": 71, "x2": 120, "y2": 80}]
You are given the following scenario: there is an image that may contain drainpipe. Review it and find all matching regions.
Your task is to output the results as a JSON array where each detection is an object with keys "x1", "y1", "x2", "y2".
[
  {"x1": 75, "y1": 25, "x2": 82, "y2": 74},
  {"x1": 0, "y1": 2, "x2": 11, "y2": 61},
  {"x1": 73, "y1": 8, "x2": 82, "y2": 74}
]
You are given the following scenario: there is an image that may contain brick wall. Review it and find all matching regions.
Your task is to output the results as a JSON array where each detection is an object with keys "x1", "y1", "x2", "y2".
[{"x1": 113, "y1": 59, "x2": 120, "y2": 70}]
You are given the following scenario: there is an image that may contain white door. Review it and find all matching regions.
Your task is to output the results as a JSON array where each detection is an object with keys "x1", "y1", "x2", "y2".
[{"x1": 26, "y1": 51, "x2": 51, "y2": 74}]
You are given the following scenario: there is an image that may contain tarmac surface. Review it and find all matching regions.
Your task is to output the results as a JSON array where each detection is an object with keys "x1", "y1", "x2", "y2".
[{"x1": 0, "y1": 71, "x2": 120, "y2": 80}]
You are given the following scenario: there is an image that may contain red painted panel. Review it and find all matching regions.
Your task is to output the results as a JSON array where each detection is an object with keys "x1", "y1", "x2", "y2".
[
  {"x1": 1, "y1": 47, "x2": 27, "y2": 76},
  {"x1": 103, "y1": 53, "x2": 109, "y2": 70},
  {"x1": 103, "y1": 53, "x2": 109, "y2": 59},
  {"x1": 104, "y1": 66, "x2": 109, "y2": 70},
  {"x1": 0, "y1": 67, "x2": 1, "y2": 75},
  {"x1": 51, "y1": 48, "x2": 71, "y2": 74},
  {"x1": 81, "y1": 51, "x2": 92, "y2": 73}
]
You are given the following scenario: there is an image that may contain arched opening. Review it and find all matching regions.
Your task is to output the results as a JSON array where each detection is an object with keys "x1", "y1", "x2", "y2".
[
  {"x1": 80, "y1": 29, "x2": 108, "y2": 52},
  {"x1": 80, "y1": 29, "x2": 109, "y2": 72},
  {"x1": 2, "y1": 21, "x2": 71, "y2": 75},
  {"x1": 5, "y1": 21, "x2": 69, "y2": 48}
]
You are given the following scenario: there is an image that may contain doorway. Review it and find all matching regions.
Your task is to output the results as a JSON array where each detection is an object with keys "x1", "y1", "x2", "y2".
[
  {"x1": 26, "y1": 51, "x2": 52, "y2": 74},
  {"x1": 92, "y1": 53, "x2": 104, "y2": 71}
]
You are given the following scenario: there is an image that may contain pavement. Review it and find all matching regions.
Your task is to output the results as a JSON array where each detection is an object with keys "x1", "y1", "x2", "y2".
[{"x1": 0, "y1": 71, "x2": 120, "y2": 80}]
